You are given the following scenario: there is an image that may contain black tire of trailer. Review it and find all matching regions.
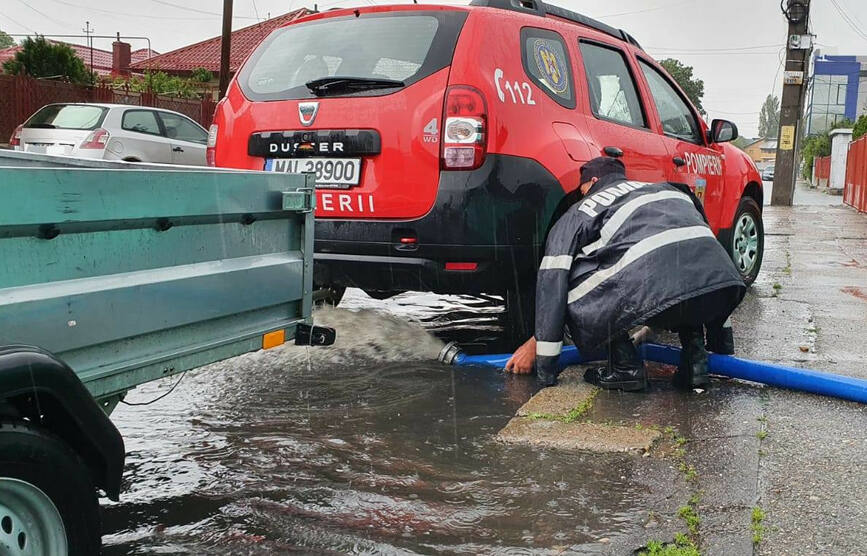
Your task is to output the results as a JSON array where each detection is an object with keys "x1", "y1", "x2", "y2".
[
  {"x1": 0, "y1": 420, "x2": 101, "y2": 556},
  {"x1": 724, "y1": 197, "x2": 764, "y2": 287}
]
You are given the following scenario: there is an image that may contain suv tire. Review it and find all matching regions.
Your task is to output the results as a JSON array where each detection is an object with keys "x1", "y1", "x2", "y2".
[{"x1": 726, "y1": 197, "x2": 764, "y2": 286}]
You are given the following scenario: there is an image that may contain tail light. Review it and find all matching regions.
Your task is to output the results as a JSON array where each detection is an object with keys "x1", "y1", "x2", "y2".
[
  {"x1": 79, "y1": 128, "x2": 110, "y2": 149},
  {"x1": 207, "y1": 124, "x2": 218, "y2": 166},
  {"x1": 9, "y1": 125, "x2": 22, "y2": 147},
  {"x1": 441, "y1": 85, "x2": 487, "y2": 170}
]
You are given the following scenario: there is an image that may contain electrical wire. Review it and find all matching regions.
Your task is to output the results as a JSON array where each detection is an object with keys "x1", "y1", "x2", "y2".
[
  {"x1": 147, "y1": 0, "x2": 259, "y2": 20},
  {"x1": 828, "y1": 0, "x2": 867, "y2": 41},
  {"x1": 44, "y1": 0, "x2": 221, "y2": 21},
  {"x1": 646, "y1": 44, "x2": 785, "y2": 53},
  {"x1": 120, "y1": 371, "x2": 186, "y2": 406},
  {"x1": 0, "y1": 11, "x2": 37, "y2": 33},
  {"x1": 595, "y1": 0, "x2": 697, "y2": 18},
  {"x1": 12, "y1": 0, "x2": 74, "y2": 31}
]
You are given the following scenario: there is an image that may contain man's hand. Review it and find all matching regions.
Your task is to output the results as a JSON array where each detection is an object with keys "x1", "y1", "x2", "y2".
[{"x1": 505, "y1": 337, "x2": 536, "y2": 374}]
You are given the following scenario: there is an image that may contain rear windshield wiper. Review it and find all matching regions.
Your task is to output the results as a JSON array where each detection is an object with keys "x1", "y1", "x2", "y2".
[{"x1": 306, "y1": 76, "x2": 405, "y2": 96}]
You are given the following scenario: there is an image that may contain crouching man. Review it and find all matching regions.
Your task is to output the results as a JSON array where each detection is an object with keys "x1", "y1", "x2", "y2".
[{"x1": 528, "y1": 156, "x2": 746, "y2": 390}]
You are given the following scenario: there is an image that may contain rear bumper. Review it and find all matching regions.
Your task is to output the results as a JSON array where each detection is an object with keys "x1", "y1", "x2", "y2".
[{"x1": 314, "y1": 154, "x2": 565, "y2": 294}]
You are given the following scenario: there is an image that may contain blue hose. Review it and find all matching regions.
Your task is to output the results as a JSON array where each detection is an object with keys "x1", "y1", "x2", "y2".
[{"x1": 445, "y1": 343, "x2": 867, "y2": 404}]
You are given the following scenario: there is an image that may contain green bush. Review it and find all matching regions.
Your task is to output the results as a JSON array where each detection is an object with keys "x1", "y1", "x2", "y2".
[
  {"x1": 190, "y1": 67, "x2": 214, "y2": 83},
  {"x1": 801, "y1": 119, "x2": 854, "y2": 179},
  {"x1": 853, "y1": 115, "x2": 867, "y2": 141},
  {"x1": 112, "y1": 70, "x2": 201, "y2": 98},
  {"x1": 2, "y1": 37, "x2": 91, "y2": 84}
]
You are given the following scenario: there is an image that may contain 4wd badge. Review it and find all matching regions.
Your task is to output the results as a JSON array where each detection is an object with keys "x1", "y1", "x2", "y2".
[{"x1": 298, "y1": 102, "x2": 319, "y2": 127}]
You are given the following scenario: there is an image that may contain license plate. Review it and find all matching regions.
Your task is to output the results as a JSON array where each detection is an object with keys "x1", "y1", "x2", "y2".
[{"x1": 265, "y1": 158, "x2": 361, "y2": 188}]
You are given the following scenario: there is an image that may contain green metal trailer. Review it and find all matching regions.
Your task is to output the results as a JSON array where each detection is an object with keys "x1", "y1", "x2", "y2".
[{"x1": 0, "y1": 152, "x2": 331, "y2": 555}]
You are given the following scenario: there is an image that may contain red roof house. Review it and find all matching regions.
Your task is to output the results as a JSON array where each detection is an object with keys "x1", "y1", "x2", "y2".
[
  {"x1": 0, "y1": 40, "x2": 157, "y2": 77},
  {"x1": 130, "y1": 9, "x2": 310, "y2": 77}
]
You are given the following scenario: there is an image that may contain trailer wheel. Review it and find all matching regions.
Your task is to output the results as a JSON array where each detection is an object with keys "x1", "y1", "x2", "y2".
[
  {"x1": 726, "y1": 197, "x2": 764, "y2": 286},
  {"x1": 0, "y1": 421, "x2": 101, "y2": 556}
]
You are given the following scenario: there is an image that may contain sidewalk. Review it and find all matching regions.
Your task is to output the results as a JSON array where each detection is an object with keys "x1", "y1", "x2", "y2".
[{"x1": 499, "y1": 183, "x2": 867, "y2": 554}]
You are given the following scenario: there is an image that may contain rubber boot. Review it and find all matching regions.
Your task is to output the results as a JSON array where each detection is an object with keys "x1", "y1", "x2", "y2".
[
  {"x1": 673, "y1": 328, "x2": 711, "y2": 389},
  {"x1": 584, "y1": 334, "x2": 647, "y2": 392},
  {"x1": 705, "y1": 318, "x2": 735, "y2": 355}
]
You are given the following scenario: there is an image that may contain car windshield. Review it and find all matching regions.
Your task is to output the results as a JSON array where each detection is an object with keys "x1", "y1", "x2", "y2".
[
  {"x1": 238, "y1": 10, "x2": 467, "y2": 101},
  {"x1": 25, "y1": 104, "x2": 108, "y2": 130}
]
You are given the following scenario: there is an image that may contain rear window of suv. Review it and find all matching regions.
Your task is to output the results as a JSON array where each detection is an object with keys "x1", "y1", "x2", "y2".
[
  {"x1": 238, "y1": 10, "x2": 468, "y2": 101},
  {"x1": 25, "y1": 104, "x2": 108, "y2": 130}
]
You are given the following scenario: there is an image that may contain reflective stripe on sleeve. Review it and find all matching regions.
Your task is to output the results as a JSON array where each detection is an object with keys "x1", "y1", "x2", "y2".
[
  {"x1": 536, "y1": 340, "x2": 563, "y2": 357},
  {"x1": 539, "y1": 255, "x2": 573, "y2": 271}
]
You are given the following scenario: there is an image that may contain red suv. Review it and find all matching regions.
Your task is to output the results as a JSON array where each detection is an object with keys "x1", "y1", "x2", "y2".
[{"x1": 211, "y1": 0, "x2": 764, "y2": 338}]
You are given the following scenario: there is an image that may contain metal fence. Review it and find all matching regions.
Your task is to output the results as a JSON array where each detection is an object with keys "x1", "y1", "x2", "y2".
[
  {"x1": 844, "y1": 136, "x2": 867, "y2": 213},
  {"x1": 813, "y1": 155, "x2": 831, "y2": 188},
  {"x1": 0, "y1": 74, "x2": 217, "y2": 142}
]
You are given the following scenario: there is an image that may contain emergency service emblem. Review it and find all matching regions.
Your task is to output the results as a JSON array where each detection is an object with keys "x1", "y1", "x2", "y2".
[
  {"x1": 533, "y1": 39, "x2": 568, "y2": 95},
  {"x1": 298, "y1": 102, "x2": 319, "y2": 127}
]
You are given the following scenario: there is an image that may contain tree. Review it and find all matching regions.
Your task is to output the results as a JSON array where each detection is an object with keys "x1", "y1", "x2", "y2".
[
  {"x1": 853, "y1": 114, "x2": 867, "y2": 141},
  {"x1": 2, "y1": 37, "x2": 90, "y2": 84},
  {"x1": 800, "y1": 119, "x2": 853, "y2": 179},
  {"x1": 758, "y1": 95, "x2": 780, "y2": 138},
  {"x1": 0, "y1": 29, "x2": 14, "y2": 50},
  {"x1": 659, "y1": 58, "x2": 705, "y2": 115},
  {"x1": 190, "y1": 67, "x2": 214, "y2": 83}
]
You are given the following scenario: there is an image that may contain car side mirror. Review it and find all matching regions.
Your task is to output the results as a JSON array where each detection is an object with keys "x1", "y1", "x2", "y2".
[{"x1": 710, "y1": 119, "x2": 738, "y2": 144}]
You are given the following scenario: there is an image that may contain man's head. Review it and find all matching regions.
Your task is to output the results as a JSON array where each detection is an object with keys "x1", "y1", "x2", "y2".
[{"x1": 579, "y1": 156, "x2": 626, "y2": 194}]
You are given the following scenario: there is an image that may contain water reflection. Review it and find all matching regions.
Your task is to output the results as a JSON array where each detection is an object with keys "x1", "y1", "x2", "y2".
[{"x1": 103, "y1": 291, "x2": 655, "y2": 554}]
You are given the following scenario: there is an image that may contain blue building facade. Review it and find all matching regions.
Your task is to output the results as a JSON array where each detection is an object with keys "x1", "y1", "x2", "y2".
[{"x1": 804, "y1": 54, "x2": 867, "y2": 136}]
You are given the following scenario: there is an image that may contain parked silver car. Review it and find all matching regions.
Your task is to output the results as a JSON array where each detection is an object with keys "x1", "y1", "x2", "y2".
[{"x1": 10, "y1": 103, "x2": 208, "y2": 165}]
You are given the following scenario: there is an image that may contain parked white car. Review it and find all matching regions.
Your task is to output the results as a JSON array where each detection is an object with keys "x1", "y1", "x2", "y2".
[{"x1": 10, "y1": 103, "x2": 208, "y2": 166}]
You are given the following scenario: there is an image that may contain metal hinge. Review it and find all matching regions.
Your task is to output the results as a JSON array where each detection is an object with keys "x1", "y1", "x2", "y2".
[{"x1": 282, "y1": 188, "x2": 316, "y2": 212}]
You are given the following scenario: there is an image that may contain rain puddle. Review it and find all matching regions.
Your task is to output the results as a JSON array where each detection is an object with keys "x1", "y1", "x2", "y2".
[{"x1": 102, "y1": 291, "x2": 662, "y2": 554}]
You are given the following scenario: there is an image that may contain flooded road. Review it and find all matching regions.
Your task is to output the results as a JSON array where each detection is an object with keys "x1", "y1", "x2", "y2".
[{"x1": 102, "y1": 292, "x2": 664, "y2": 554}]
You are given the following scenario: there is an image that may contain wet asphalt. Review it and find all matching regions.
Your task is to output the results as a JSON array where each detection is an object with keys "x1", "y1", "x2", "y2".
[{"x1": 101, "y1": 181, "x2": 866, "y2": 555}]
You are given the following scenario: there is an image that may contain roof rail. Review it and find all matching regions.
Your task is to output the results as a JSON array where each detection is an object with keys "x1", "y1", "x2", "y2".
[{"x1": 468, "y1": 0, "x2": 643, "y2": 50}]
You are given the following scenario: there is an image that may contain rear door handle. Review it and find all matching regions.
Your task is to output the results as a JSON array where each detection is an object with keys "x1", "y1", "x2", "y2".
[
  {"x1": 672, "y1": 156, "x2": 686, "y2": 167},
  {"x1": 172, "y1": 146, "x2": 184, "y2": 153}
]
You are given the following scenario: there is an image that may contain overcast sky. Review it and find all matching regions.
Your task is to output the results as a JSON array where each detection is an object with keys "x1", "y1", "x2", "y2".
[{"x1": 2, "y1": 0, "x2": 867, "y2": 137}]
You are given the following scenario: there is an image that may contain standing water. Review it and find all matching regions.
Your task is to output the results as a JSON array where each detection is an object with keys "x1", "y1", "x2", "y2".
[{"x1": 102, "y1": 291, "x2": 659, "y2": 554}]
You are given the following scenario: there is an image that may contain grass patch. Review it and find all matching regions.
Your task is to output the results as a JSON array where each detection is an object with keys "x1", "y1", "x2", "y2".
[
  {"x1": 564, "y1": 387, "x2": 599, "y2": 423},
  {"x1": 783, "y1": 251, "x2": 792, "y2": 275},
  {"x1": 772, "y1": 282, "x2": 783, "y2": 291},
  {"x1": 751, "y1": 506, "x2": 765, "y2": 544},
  {"x1": 640, "y1": 534, "x2": 701, "y2": 556},
  {"x1": 678, "y1": 505, "x2": 701, "y2": 535},
  {"x1": 757, "y1": 430, "x2": 768, "y2": 440},
  {"x1": 678, "y1": 461, "x2": 698, "y2": 482},
  {"x1": 526, "y1": 388, "x2": 599, "y2": 424}
]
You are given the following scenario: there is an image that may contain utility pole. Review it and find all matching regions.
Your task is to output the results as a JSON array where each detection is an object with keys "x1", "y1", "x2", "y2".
[
  {"x1": 771, "y1": 0, "x2": 812, "y2": 206},
  {"x1": 83, "y1": 21, "x2": 94, "y2": 84},
  {"x1": 219, "y1": 0, "x2": 233, "y2": 98}
]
